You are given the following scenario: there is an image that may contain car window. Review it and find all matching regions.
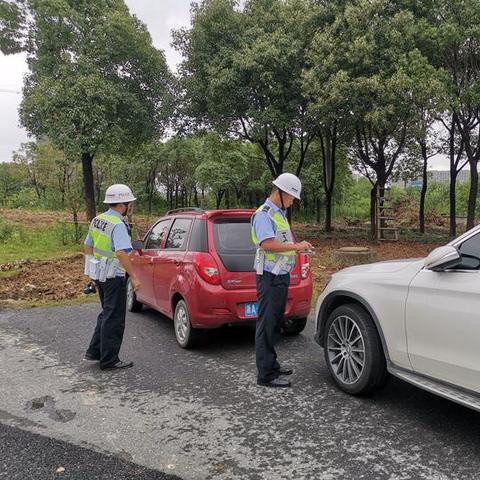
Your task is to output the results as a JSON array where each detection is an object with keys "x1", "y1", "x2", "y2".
[
  {"x1": 145, "y1": 219, "x2": 171, "y2": 250},
  {"x1": 457, "y1": 233, "x2": 480, "y2": 269},
  {"x1": 213, "y1": 219, "x2": 256, "y2": 272},
  {"x1": 165, "y1": 218, "x2": 192, "y2": 250},
  {"x1": 188, "y1": 219, "x2": 208, "y2": 252}
]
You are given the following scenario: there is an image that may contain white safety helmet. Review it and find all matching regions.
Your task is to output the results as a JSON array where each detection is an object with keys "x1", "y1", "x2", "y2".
[
  {"x1": 103, "y1": 184, "x2": 136, "y2": 204},
  {"x1": 272, "y1": 173, "x2": 302, "y2": 200}
]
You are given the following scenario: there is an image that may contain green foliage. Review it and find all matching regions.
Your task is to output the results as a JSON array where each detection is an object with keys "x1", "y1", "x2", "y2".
[
  {"x1": 19, "y1": 0, "x2": 172, "y2": 157},
  {"x1": 174, "y1": 0, "x2": 319, "y2": 176},
  {"x1": 336, "y1": 178, "x2": 372, "y2": 220},
  {"x1": 0, "y1": 219, "x2": 83, "y2": 263},
  {"x1": 0, "y1": 0, "x2": 25, "y2": 54},
  {"x1": 3, "y1": 0, "x2": 480, "y2": 233},
  {"x1": 5, "y1": 0, "x2": 172, "y2": 218}
]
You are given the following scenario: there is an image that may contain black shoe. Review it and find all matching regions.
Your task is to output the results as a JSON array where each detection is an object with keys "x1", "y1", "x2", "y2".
[
  {"x1": 277, "y1": 366, "x2": 293, "y2": 376},
  {"x1": 100, "y1": 360, "x2": 134, "y2": 371},
  {"x1": 257, "y1": 377, "x2": 291, "y2": 388},
  {"x1": 83, "y1": 353, "x2": 100, "y2": 362}
]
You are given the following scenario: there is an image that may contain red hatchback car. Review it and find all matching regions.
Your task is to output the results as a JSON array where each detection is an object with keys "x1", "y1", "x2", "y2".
[{"x1": 127, "y1": 208, "x2": 313, "y2": 348}]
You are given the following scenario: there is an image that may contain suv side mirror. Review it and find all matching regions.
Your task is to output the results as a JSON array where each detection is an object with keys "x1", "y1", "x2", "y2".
[
  {"x1": 424, "y1": 245, "x2": 461, "y2": 271},
  {"x1": 132, "y1": 239, "x2": 145, "y2": 255}
]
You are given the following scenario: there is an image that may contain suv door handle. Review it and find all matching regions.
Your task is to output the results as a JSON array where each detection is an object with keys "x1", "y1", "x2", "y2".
[{"x1": 174, "y1": 259, "x2": 180, "y2": 266}]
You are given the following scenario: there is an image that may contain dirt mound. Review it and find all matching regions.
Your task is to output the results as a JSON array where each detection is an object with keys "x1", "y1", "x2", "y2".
[
  {"x1": 0, "y1": 254, "x2": 87, "y2": 308},
  {"x1": 0, "y1": 208, "x2": 84, "y2": 227},
  {"x1": 304, "y1": 236, "x2": 440, "y2": 296}
]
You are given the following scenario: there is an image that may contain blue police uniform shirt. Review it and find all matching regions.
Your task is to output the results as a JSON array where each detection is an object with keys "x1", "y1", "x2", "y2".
[
  {"x1": 252, "y1": 198, "x2": 290, "y2": 275},
  {"x1": 84, "y1": 209, "x2": 132, "y2": 277}
]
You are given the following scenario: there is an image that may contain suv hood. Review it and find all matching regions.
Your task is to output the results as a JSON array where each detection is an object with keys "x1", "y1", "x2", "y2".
[{"x1": 336, "y1": 258, "x2": 424, "y2": 276}]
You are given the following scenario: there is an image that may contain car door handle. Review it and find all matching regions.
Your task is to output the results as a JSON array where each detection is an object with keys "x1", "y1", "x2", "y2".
[{"x1": 174, "y1": 260, "x2": 180, "y2": 266}]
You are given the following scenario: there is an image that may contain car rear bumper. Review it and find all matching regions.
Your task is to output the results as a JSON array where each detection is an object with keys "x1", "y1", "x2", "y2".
[{"x1": 187, "y1": 278, "x2": 313, "y2": 328}]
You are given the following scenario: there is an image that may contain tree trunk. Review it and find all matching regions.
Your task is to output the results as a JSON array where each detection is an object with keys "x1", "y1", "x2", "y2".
[
  {"x1": 320, "y1": 126, "x2": 337, "y2": 233},
  {"x1": 148, "y1": 189, "x2": 153, "y2": 214},
  {"x1": 448, "y1": 115, "x2": 458, "y2": 237},
  {"x1": 325, "y1": 193, "x2": 332, "y2": 232},
  {"x1": 449, "y1": 169, "x2": 457, "y2": 237},
  {"x1": 316, "y1": 195, "x2": 321, "y2": 224},
  {"x1": 194, "y1": 187, "x2": 199, "y2": 207},
  {"x1": 370, "y1": 185, "x2": 377, "y2": 240},
  {"x1": 73, "y1": 209, "x2": 80, "y2": 243},
  {"x1": 419, "y1": 142, "x2": 428, "y2": 234},
  {"x1": 81, "y1": 152, "x2": 96, "y2": 221},
  {"x1": 95, "y1": 170, "x2": 102, "y2": 211},
  {"x1": 466, "y1": 161, "x2": 478, "y2": 231},
  {"x1": 31, "y1": 171, "x2": 41, "y2": 199},
  {"x1": 216, "y1": 190, "x2": 224, "y2": 209}
]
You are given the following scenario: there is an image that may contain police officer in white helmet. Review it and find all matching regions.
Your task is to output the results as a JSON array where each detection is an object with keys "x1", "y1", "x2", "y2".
[
  {"x1": 251, "y1": 173, "x2": 314, "y2": 387},
  {"x1": 83, "y1": 184, "x2": 141, "y2": 370}
]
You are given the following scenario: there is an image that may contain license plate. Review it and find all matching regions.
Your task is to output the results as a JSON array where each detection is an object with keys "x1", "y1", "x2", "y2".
[{"x1": 244, "y1": 302, "x2": 259, "y2": 318}]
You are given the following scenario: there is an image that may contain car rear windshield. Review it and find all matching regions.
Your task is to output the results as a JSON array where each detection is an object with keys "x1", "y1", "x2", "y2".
[{"x1": 213, "y1": 219, "x2": 256, "y2": 272}]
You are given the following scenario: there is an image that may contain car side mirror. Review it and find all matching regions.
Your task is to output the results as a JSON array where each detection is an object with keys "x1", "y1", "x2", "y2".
[
  {"x1": 424, "y1": 245, "x2": 461, "y2": 271},
  {"x1": 132, "y1": 239, "x2": 145, "y2": 255}
]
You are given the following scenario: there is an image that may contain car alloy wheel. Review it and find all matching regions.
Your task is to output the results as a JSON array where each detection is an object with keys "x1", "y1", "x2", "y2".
[
  {"x1": 323, "y1": 304, "x2": 386, "y2": 395},
  {"x1": 174, "y1": 299, "x2": 202, "y2": 348},
  {"x1": 327, "y1": 315, "x2": 365, "y2": 385},
  {"x1": 126, "y1": 277, "x2": 142, "y2": 312},
  {"x1": 175, "y1": 302, "x2": 189, "y2": 344}
]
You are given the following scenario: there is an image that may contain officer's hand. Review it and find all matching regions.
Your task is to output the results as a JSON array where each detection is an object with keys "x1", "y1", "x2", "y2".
[
  {"x1": 131, "y1": 275, "x2": 141, "y2": 292},
  {"x1": 295, "y1": 241, "x2": 314, "y2": 252}
]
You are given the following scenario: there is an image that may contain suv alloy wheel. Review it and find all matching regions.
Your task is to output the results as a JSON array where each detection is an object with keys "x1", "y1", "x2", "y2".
[{"x1": 323, "y1": 304, "x2": 386, "y2": 395}]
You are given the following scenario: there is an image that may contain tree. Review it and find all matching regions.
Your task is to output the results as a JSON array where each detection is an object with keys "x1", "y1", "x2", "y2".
[
  {"x1": 418, "y1": 0, "x2": 480, "y2": 230},
  {"x1": 0, "y1": 161, "x2": 25, "y2": 205},
  {"x1": 158, "y1": 136, "x2": 202, "y2": 210},
  {"x1": 195, "y1": 134, "x2": 248, "y2": 209},
  {"x1": 440, "y1": 114, "x2": 467, "y2": 236},
  {"x1": 303, "y1": 0, "x2": 350, "y2": 232},
  {"x1": 174, "y1": 0, "x2": 318, "y2": 182},
  {"x1": 6, "y1": 0, "x2": 171, "y2": 220},
  {"x1": 0, "y1": 0, "x2": 25, "y2": 54},
  {"x1": 310, "y1": 0, "x2": 437, "y2": 237},
  {"x1": 401, "y1": 51, "x2": 445, "y2": 234}
]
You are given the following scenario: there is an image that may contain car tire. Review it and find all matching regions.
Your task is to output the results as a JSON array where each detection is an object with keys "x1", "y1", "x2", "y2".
[
  {"x1": 174, "y1": 299, "x2": 202, "y2": 349},
  {"x1": 126, "y1": 276, "x2": 143, "y2": 312},
  {"x1": 323, "y1": 304, "x2": 386, "y2": 395},
  {"x1": 282, "y1": 317, "x2": 307, "y2": 336}
]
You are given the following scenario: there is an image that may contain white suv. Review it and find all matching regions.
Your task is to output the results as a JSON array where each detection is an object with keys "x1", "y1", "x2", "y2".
[{"x1": 314, "y1": 226, "x2": 480, "y2": 412}]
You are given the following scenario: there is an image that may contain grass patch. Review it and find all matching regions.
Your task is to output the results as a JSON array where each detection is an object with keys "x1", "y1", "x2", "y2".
[
  {"x1": 0, "y1": 268, "x2": 23, "y2": 279},
  {"x1": 0, "y1": 220, "x2": 84, "y2": 263}
]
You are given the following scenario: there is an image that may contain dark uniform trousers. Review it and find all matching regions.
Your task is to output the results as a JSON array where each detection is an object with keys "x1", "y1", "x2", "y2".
[
  {"x1": 255, "y1": 271, "x2": 290, "y2": 383},
  {"x1": 86, "y1": 276, "x2": 127, "y2": 368}
]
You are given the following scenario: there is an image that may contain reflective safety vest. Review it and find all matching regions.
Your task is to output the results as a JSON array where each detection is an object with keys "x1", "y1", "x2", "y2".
[
  {"x1": 89, "y1": 213, "x2": 124, "y2": 259},
  {"x1": 251, "y1": 203, "x2": 296, "y2": 275},
  {"x1": 84, "y1": 213, "x2": 125, "y2": 281}
]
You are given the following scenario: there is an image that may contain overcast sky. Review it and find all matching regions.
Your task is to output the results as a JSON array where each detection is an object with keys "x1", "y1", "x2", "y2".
[
  {"x1": 0, "y1": 0, "x2": 449, "y2": 169},
  {"x1": 0, "y1": 0, "x2": 191, "y2": 164}
]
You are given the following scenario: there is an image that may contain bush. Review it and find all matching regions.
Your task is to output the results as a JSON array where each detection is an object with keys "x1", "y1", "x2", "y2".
[{"x1": 0, "y1": 219, "x2": 16, "y2": 243}]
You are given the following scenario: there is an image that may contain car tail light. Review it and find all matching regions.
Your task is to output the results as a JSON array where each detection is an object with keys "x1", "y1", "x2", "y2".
[
  {"x1": 194, "y1": 252, "x2": 221, "y2": 285},
  {"x1": 300, "y1": 254, "x2": 310, "y2": 279}
]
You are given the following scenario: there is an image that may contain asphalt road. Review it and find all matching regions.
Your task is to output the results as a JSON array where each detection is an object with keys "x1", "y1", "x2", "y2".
[{"x1": 1, "y1": 302, "x2": 480, "y2": 479}]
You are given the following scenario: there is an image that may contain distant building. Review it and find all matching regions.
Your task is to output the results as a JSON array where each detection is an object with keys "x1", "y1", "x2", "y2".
[{"x1": 392, "y1": 170, "x2": 471, "y2": 188}]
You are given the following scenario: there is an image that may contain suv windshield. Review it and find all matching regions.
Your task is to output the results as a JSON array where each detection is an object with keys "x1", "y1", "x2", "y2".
[{"x1": 213, "y1": 219, "x2": 256, "y2": 272}]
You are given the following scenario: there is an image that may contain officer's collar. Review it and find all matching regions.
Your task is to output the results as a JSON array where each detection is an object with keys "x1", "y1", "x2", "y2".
[
  {"x1": 265, "y1": 198, "x2": 287, "y2": 216},
  {"x1": 105, "y1": 208, "x2": 125, "y2": 219}
]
